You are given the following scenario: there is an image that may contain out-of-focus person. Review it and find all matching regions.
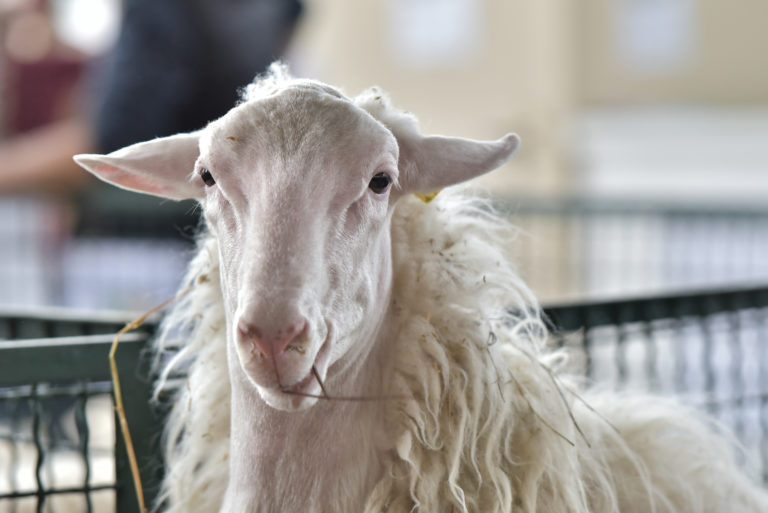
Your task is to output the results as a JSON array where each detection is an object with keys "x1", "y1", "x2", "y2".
[
  {"x1": 93, "y1": 0, "x2": 302, "y2": 153},
  {"x1": 0, "y1": 0, "x2": 93, "y2": 193},
  {"x1": 0, "y1": 0, "x2": 303, "y2": 194}
]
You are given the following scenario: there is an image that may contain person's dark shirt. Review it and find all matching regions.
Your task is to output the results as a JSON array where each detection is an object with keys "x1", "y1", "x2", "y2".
[{"x1": 94, "y1": 0, "x2": 302, "y2": 153}]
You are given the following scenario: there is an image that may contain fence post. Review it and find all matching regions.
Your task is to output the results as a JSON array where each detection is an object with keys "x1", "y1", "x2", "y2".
[{"x1": 114, "y1": 338, "x2": 161, "y2": 513}]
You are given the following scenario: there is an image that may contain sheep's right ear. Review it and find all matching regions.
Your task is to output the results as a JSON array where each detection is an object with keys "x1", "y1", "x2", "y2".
[
  {"x1": 355, "y1": 89, "x2": 519, "y2": 195},
  {"x1": 74, "y1": 132, "x2": 202, "y2": 201}
]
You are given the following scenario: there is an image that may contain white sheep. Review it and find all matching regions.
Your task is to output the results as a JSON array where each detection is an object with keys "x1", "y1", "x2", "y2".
[{"x1": 74, "y1": 64, "x2": 768, "y2": 513}]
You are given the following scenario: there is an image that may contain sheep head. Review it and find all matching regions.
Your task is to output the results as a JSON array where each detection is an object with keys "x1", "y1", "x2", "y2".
[{"x1": 74, "y1": 71, "x2": 519, "y2": 412}]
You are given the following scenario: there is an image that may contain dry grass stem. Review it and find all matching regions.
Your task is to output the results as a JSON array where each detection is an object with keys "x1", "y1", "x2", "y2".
[{"x1": 110, "y1": 285, "x2": 193, "y2": 513}]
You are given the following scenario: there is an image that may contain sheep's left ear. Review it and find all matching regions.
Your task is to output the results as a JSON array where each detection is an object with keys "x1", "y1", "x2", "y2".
[
  {"x1": 394, "y1": 132, "x2": 519, "y2": 195},
  {"x1": 73, "y1": 132, "x2": 202, "y2": 201},
  {"x1": 355, "y1": 89, "x2": 520, "y2": 194}
]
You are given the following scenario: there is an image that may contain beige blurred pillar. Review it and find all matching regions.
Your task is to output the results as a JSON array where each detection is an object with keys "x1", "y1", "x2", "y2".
[
  {"x1": 579, "y1": 0, "x2": 768, "y2": 104},
  {"x1": 292, "y1": 0, "x2": 575, "y2": 198}
]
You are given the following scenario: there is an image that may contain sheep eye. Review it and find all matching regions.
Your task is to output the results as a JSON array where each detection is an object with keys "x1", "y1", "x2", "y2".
[
  {"x1": 368, "y1": 172, "x2": 392, "y2": 194},
  {"x1": 200, "y1": 168, "x2": 216, "y2": 187}
]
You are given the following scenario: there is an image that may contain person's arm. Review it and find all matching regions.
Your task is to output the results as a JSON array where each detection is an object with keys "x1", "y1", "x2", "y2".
[{"x1": 0, "y1": 117, "x2": 96, "y2": 194}]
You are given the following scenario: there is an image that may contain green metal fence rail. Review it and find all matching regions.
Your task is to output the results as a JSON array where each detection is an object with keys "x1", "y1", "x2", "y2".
[
  {"x1": 545, "y1": 285, "x2": 768, "y2": 332},
  {"x1": 0, "y1": 307, "x2": 140, "y2": 340},
  {"x1": 1, "y1": 310, "x2": 159, "y2": 513}
]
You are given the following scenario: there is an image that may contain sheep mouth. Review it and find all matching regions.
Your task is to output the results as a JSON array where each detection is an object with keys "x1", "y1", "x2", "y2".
[
  {"x1": 279, "y1": 330, "x2": 332, "y2": 397},
  {"x1": 281, "y1": 367, "x2": 318, "y2": 395}
]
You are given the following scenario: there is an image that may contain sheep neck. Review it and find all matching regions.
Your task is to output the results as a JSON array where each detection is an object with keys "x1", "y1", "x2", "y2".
[{"x1": 221, "y1": 313, "x2": 394, "y2": 513}]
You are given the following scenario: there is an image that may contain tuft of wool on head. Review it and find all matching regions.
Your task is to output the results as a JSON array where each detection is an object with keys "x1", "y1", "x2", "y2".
[{"x1": 240, "y1": 62, "x2": 347, "y2": 105}]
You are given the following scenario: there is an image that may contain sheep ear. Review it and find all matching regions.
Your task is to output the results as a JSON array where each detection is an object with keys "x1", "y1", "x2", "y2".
[
  {"x1": 355, "y1": 88, "x2": 519, "y2": 194},
  {"x1": 73, "y1": 132, "x2": 202, "y2": 200},
  {"x1": 395, "y1": 132, "x2": 520, "y2": 195}
]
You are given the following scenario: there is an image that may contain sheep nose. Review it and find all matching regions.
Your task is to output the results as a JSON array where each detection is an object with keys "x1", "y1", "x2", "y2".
[{"x1": 237, "y1": 317, "x2": 309, "y2": 357}]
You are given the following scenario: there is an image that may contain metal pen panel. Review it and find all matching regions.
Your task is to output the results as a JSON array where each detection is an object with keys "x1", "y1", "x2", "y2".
[{"x1": 0, "y1": 332, "x2": 159, "y2": 513}]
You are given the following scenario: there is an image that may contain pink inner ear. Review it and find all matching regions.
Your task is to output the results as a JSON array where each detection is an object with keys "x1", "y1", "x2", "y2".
[
  {"x1": 95, "y1": 163, "x2": 168, "y2": 195},
  {"x1": 94, "y1": 163, "x2": 120, "y2": 173}
]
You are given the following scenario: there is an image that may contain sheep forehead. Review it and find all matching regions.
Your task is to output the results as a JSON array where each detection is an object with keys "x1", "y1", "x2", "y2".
[{"x1": 201, "y1": 85, "x2": 398, "y2": 198}]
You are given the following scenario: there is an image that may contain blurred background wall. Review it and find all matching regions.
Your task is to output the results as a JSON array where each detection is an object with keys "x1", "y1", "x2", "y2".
[
  {"x1": 1, "y1": 0, "x2": 767, "y2": 309},
  {"x1": 292, "y1": 0, "x2": 575, "y2": 197},
  {"x1": 580, "y1": 0, "x2": 768, "y2": 104}
]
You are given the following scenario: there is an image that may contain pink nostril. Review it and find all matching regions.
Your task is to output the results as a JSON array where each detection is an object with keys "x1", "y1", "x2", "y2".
[{"x1": 237, "y1": 318, "x2": 308, "y2": 357}]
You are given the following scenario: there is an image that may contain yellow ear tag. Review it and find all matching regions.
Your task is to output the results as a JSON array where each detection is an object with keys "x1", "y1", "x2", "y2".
[{"x1": 415, "y1": 190, "x2": 441, "y2": 203}]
